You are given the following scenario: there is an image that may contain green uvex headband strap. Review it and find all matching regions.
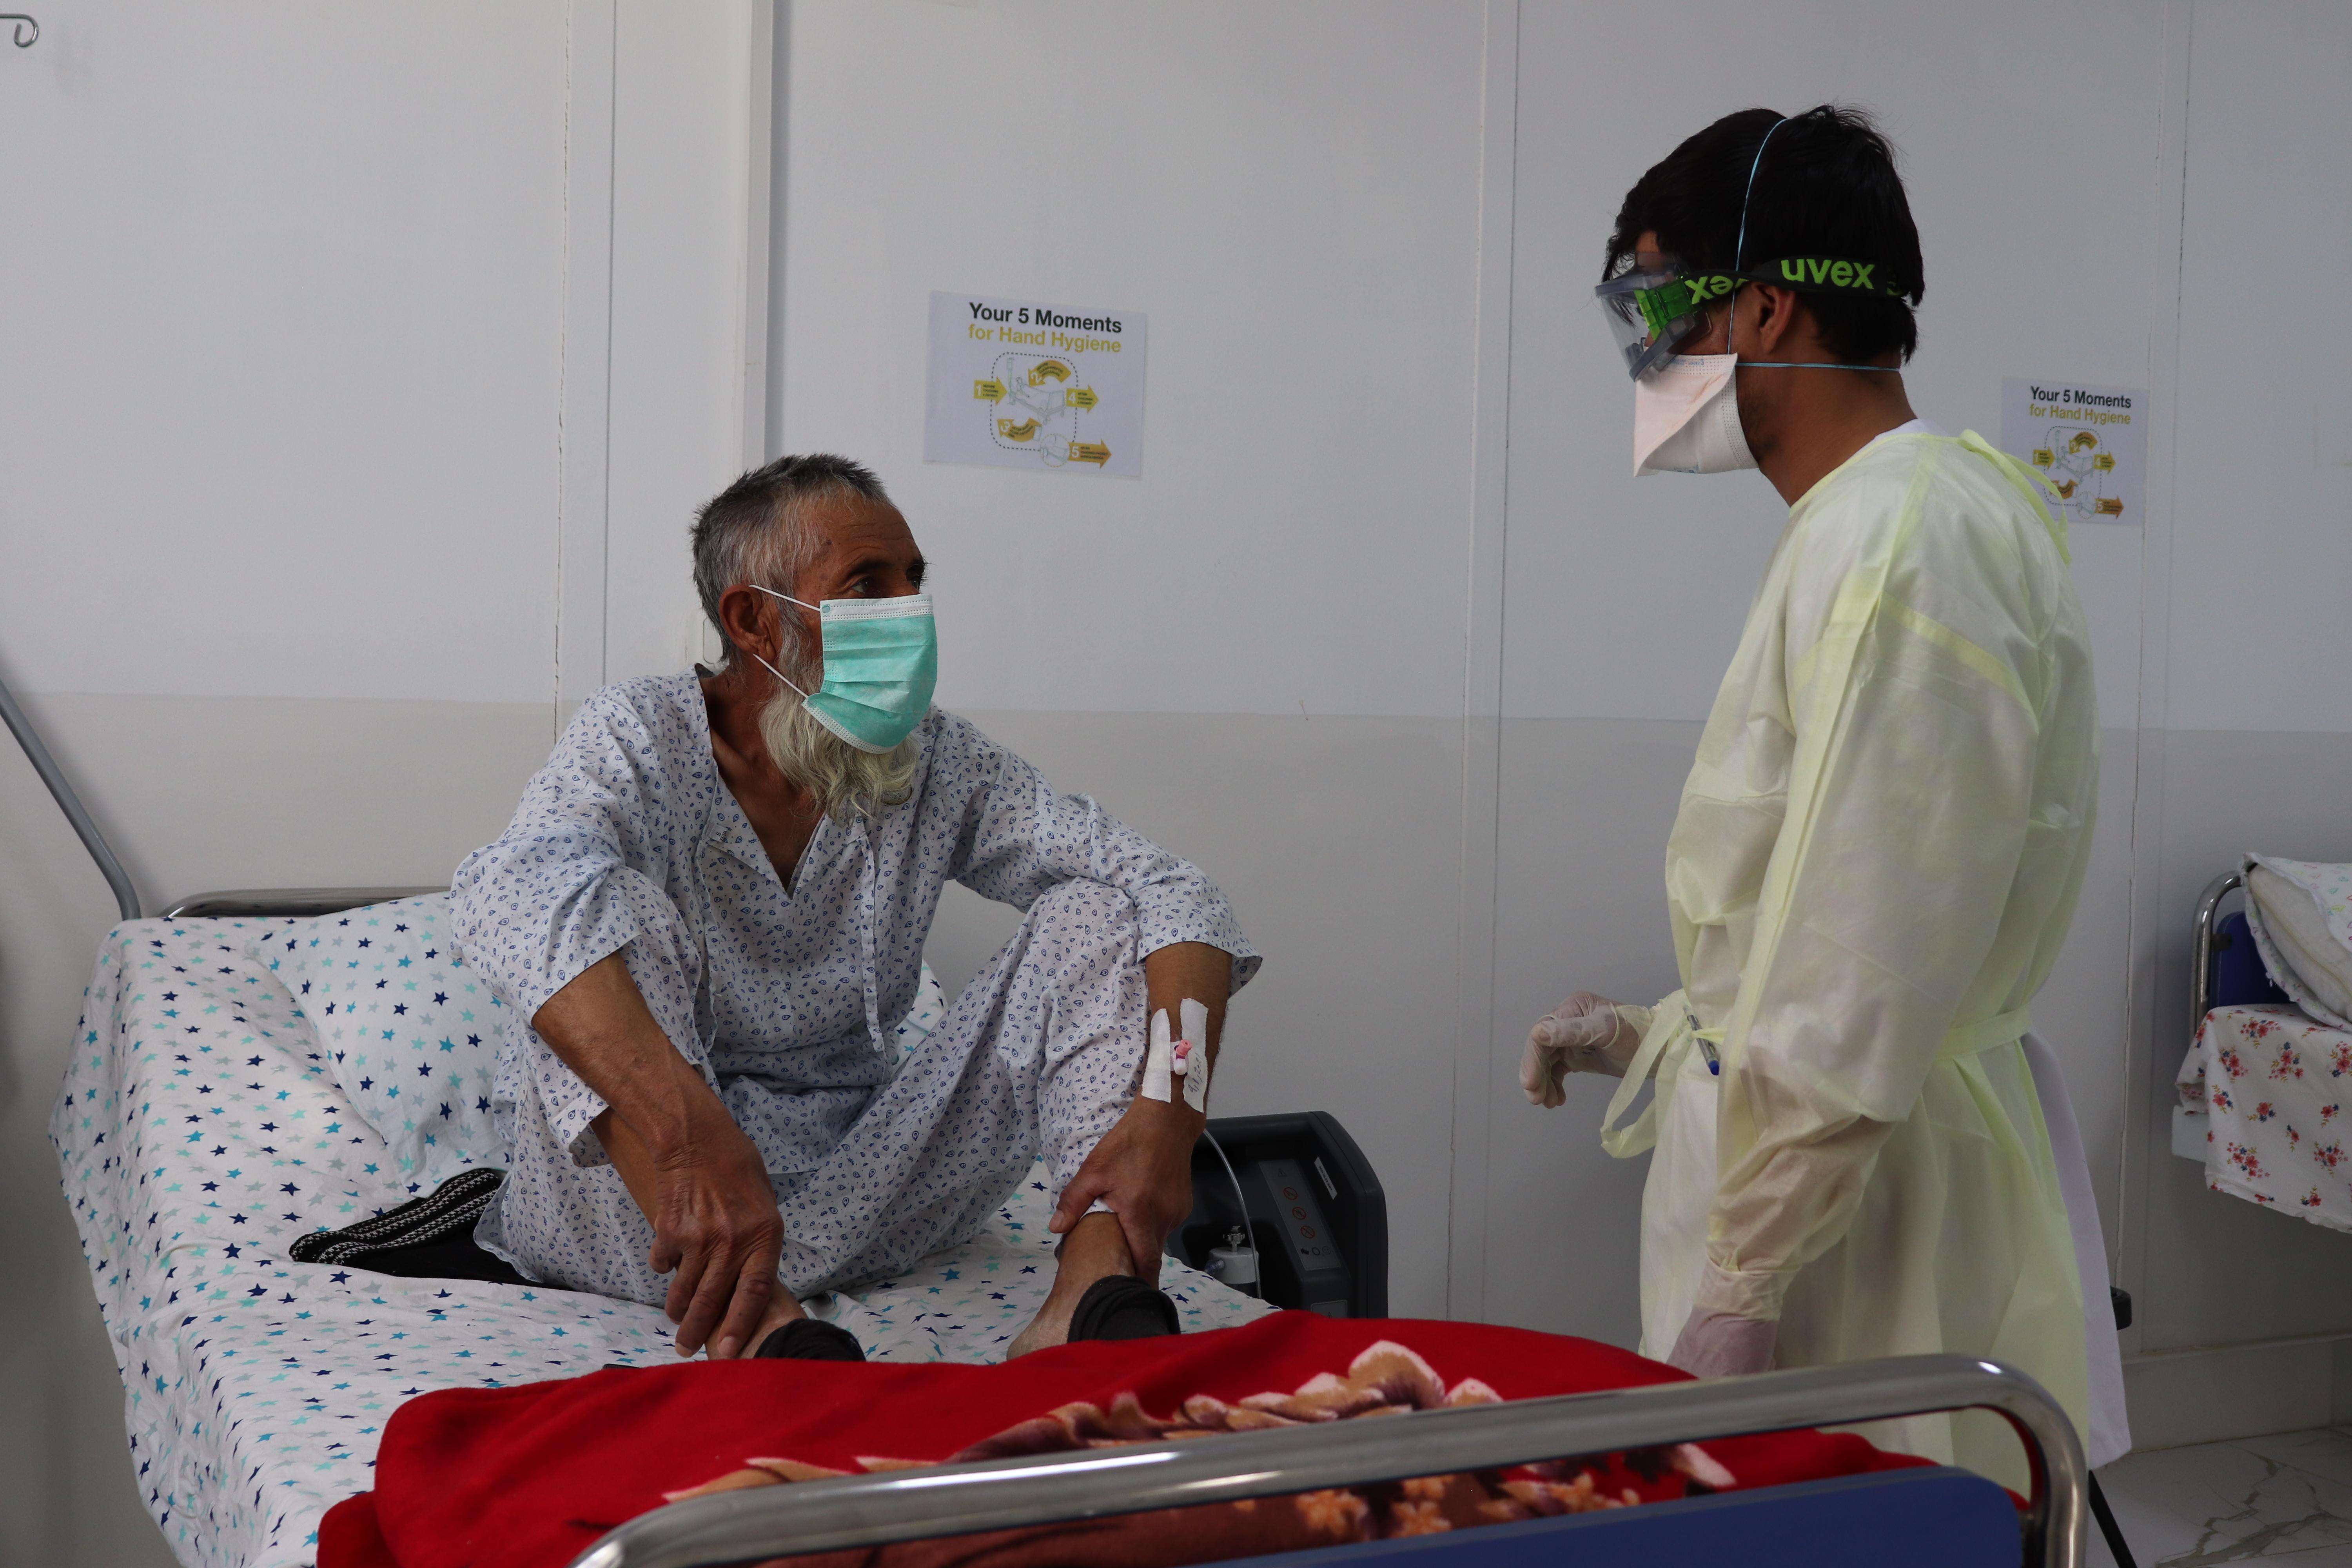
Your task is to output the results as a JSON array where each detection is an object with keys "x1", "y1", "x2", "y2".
[
  {"x1": 1746, "y1": 256, "x2": 1909, "y2": 296},
  {"x1": 1637, "y1": 259, "x2": 1908, "y2": 337}
]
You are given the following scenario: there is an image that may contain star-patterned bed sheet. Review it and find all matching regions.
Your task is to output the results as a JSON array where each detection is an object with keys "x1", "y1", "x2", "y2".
[
  {"x1": 50, "y1": 916, "x2": 1272, "y2": 1568},
  {"x1": 2178, "y1": 1003, "x2": 2352, "y2": 1231}
]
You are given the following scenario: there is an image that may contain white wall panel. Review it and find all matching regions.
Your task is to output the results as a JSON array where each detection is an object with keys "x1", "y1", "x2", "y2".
[
  {"x1": 771, "y1": 0, "x2": 1490, "y2": 719},
  {"x1": 2166, "y1": 5, "x2": 2352, "y2": 734},
  {"x1": 1482, "y1": 718, "x2": 1699, "y2": 1344},
  {"x1": 0, "y1": 2, "x2": 568, "y2": 706},
  {"x1": 599, "y1": 0, "x2": 769, "y2": 687}
]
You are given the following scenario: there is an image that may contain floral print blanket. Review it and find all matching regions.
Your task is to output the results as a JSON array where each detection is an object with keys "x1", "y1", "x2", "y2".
[{"x1": 2180, "y1": 1004, "x2": 2352, "y2": 1231}]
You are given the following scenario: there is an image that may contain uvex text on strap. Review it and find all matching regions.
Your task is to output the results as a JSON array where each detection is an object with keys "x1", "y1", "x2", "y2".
[
  {"x1": 1649, "y1": 260, "x2": 1909, "y2": 324},
  {"x1": 1748, "y1": 256, "x2": 1907, "y2": 295}
]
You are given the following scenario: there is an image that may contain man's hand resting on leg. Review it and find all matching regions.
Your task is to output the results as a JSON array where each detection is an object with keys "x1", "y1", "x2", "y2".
[
  {"x1": 536, "y1": 951, "x2": 804, "y2": 1361},
  {"x1": 1048, "y1": 1096, "x2": 1205, "y2": 1290},
  {"x1": 1014, "y1": 941, "x2": 1232, "y2": 1357}
]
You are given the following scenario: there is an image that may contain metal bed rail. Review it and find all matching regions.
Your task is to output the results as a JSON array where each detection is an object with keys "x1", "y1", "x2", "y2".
[
  {"x1": 0, "y1": 669, "x2": 142, "y2": 921},
  {"x1": 567, "y1": 1353, "x2": 2086, "y2": 1568},
  {"x1": 2190, "y1": 869, "x2": 2244, "y2": 1044},
  {"x1": 159, "y1": 887, "x2": 445, "y2": 920}
]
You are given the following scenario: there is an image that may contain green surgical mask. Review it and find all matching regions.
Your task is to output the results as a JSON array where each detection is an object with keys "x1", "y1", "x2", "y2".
[{"x1": 750, "y1": 587, "x2": 937, "y2": 753}]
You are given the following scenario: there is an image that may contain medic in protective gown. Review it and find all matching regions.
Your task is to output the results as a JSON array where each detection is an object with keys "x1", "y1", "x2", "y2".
[{"x1": 1602, "y1": 428, "x2": 2096, "y2": 1483}]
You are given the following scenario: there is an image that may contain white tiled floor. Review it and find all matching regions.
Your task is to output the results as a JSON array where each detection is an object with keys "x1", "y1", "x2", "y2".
[{"x1": 2095, "y1": 1428, "x2": 2352, "y2": 1567}]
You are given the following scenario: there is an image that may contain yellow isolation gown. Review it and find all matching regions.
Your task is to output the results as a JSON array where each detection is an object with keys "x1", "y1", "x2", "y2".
[{"x1": 1601, "y1": 430, "x2": 2096, "y2": 1485}]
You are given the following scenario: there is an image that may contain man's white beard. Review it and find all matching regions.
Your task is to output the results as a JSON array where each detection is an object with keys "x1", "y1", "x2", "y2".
[{"x1": 757, "y1": 665, "x2": 918, "y2": 822}]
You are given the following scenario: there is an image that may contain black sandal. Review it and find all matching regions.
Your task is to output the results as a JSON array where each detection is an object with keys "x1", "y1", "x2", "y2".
[
  {"x1": 1067, "y1": 1274, "x2": 1180, "y2": 1341},
  {"x1": 752, "y1": 1318, "x2": 867, "y2": 1361}
]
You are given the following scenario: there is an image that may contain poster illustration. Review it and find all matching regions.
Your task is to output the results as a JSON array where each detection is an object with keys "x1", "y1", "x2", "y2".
[
  {"x1": 2000, "y1": 377, "x2": 2146, "y2": 524},
  {"x1": 926, "y1": 292, "x2": 1147, "y2": 478}
]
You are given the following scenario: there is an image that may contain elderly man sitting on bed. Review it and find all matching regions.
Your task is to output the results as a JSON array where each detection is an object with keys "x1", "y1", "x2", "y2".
[{"x1": 449, "y1": 453, "x2": 1257, "y2": 1362}]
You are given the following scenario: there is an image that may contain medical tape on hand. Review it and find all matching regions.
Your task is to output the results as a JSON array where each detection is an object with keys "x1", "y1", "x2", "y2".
[{"x1": 1144, "y1": 1009, "x2": 1175, "y2": 1102}]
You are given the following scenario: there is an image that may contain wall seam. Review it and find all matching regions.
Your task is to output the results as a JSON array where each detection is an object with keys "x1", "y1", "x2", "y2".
[
  {"x1": 598, "y1": 0, "x2": 617, "y2": 695},
  {"x1": 553, "y1": 4, "x2": 575, "y2": 740},
  {"x1": 1447, "y1": 0, "x2": 1519, "y2": 1323},
  {"x1": 557, "y1": 0, "x2": 615, "y2": 716},
  {"x1": 2116, "y1": 0, "x2": 2195, "y2": 1351},
  {"x1": 739, "y1": 0, "x2": 775, "y2": 476},
  {"x1": 765, "y1": 1, "x2": 791, "y2": 463}
]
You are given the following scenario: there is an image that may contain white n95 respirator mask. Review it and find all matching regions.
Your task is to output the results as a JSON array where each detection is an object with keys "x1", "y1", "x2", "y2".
[{"x1": 1633, "y1": 354, "x2": 1758, "y2": 476}]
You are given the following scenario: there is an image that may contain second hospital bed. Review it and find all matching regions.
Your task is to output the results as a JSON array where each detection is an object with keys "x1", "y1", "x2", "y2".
[{"x1": 2174, "y1": 866, "x2": 2352, "y2": 1228}]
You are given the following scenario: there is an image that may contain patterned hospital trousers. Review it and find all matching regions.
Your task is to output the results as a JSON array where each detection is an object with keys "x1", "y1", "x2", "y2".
[{"x1": 477, "y1": 880, "x2": 1149, "y2": 1303}]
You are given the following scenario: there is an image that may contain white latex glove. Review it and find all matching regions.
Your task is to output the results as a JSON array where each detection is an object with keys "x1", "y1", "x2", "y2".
[
  {"x1": 1665, "y1": 1310, "x2": 1778, "y2": 1379},
  {"x1": 1520, "y1": 993, "x2": 1647, "y2": 1107}
]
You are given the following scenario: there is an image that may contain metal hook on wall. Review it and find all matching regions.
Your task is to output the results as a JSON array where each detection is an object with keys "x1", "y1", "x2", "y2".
[{"x1": 2, "y1": 14, "x2": 37, "y2": 47}]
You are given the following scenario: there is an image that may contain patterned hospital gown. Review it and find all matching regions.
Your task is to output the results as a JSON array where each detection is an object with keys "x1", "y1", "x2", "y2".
[{"x1": 448, "y1": 675, "x2": 1258, "y2": 1301}]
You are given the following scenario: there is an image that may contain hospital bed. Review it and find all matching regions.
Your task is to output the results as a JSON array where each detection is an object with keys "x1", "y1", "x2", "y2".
[
  {"x1": 48, "y1": 883, "x2": 1298, "y2": 1567},
  {"x1": 11, "y1": 655, "x2": 1333, "y2": 1562},
  {"x1": 2172, "y1": 869, "x2": 2352, "y2": 1230}
]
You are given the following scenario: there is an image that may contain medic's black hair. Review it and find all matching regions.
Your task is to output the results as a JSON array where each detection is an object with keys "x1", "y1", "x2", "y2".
[{"x1": 1605, "y1": 104, "x2": 1925, "y2": 365}]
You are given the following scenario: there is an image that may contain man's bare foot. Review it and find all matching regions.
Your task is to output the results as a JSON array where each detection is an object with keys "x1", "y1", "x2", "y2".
[
  {"x1": 706, "y1": 1285, "x2": 807, "y2": 1361},
  {"x1": 1008, "y1": 1211, "x2": 1134, "y2": 1359}
]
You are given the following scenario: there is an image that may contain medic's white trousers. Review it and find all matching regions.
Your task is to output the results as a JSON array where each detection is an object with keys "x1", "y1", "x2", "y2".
[{"x1": 1623, "y1": 1006, "x2": 2127, "y2": 1485}]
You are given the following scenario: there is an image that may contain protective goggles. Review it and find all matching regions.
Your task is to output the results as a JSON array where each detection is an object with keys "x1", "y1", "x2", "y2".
[{"x1": 1595, "y1": 255, "x2": 1910, "y2": 379}]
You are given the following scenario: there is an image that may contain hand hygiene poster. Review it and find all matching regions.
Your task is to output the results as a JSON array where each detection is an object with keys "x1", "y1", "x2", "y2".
[
  {"x1": 2000, "y1": 377, "x2": 2146, "y2": 524},
  {"x1": 925, "y1": 292, "x2": 1147, "y2": 478}
]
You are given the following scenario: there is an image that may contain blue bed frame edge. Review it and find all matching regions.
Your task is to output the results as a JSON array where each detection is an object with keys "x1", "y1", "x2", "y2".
[{"x1": 1242, "y1": 1465, "x2": 2018, "y2": 1568}]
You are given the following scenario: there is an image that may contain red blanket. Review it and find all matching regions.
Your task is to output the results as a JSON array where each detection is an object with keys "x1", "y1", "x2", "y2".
[{"x1": 321, "y1": 1313, "x2": 1924, "y2": 1568}]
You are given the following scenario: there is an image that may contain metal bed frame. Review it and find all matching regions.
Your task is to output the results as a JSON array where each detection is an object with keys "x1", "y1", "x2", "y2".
[
  {"x1": 2191, "y1": 869, "x2": 2246, "y2": 1040},
  {"x1": 0, "y1": 670, "x2": 142, "y2": 922},
  {"x1": 159, "y1": 887, "x2": 445, "y2": 919},
  {"x1": 565, "y1": 1353, "x2": 2086, "y2": 1568}
]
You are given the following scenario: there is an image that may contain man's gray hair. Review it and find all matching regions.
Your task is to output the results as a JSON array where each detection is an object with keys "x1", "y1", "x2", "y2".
[{"x1": 690, "y1": 453, "x2": 890, "y2": 666}]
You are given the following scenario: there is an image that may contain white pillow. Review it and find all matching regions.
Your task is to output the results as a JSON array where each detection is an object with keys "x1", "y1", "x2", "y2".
[
  {"x1": 244, "y1": 894, "x2": 958, "y2": 1198},
  {"x1": 2245, "y1": 856, "x2": 2352, "y2": 1031},
  {"x1": 244, "y1": 894, "x2": 508, "y2": 1196}
]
